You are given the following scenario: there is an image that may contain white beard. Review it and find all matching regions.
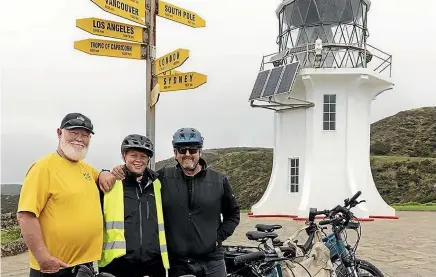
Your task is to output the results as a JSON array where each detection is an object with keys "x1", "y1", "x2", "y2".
[{"x1": 59, "y1": 134, "x2": 88, "y2": 161}]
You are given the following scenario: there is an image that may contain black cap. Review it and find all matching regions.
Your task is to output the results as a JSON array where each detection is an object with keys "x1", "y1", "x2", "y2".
[{"x1": 60, "y1": 113, "x2": 94, "y2": 134}]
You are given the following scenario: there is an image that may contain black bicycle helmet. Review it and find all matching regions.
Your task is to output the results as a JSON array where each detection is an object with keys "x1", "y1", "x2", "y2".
[
  {"x1": 121, "y1": 134, "x2": 154, "y2": 158},
  {"x1": 172, "y1": 127, "x2": 204, "y2": 148}
]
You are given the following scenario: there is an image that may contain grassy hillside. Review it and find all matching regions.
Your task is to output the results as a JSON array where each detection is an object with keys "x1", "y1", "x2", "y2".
[
  {"x1": 155, "y1": 149, "x2": 436, "y2": 210},
  {"x1": 370, "y1": 106, "x2": 436, "y2": 157}
]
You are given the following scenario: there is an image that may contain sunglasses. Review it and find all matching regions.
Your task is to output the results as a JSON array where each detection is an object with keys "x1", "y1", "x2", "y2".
[
  {"x1": 177, "y1": 147, "x2": 200, "y2": 155},
  {"x1": 61, "y1": 118, "x2": 93, "y2": 130}
]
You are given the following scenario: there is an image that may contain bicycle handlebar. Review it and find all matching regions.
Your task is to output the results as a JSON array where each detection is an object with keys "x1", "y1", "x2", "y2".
[
  {"x1": 308, "y1": 191, "x2": 365, "y2": 228},
  {"x1": 348, "y1": 191, "x2": 361, "y2": 205},
  {"x1": 233, "y1": 251, "x2": 266, "y2": 265}
]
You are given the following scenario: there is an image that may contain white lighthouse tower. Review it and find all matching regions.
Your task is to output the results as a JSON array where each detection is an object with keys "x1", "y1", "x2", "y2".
[{"x1": 248, "y1": 0, "x2": 396, "y2": 219}]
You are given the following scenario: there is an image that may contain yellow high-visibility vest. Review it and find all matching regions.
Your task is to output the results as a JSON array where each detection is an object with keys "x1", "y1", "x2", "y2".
[{"x1": 98, "y1": 179, "x2": 170, "y2": 271}]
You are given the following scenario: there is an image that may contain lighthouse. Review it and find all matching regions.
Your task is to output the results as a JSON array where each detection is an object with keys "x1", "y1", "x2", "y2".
[{"x1": 248, "y1": 0, "x2": 396, "y2": 219}]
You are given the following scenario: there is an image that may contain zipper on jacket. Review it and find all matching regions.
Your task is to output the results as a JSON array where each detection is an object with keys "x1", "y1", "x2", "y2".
[
  {"x1": 146, "y1": 198, "x2": 150, "y2": 219},
  {"x1": 136, "y1": 185, "x2": 143, "y2": 246}
]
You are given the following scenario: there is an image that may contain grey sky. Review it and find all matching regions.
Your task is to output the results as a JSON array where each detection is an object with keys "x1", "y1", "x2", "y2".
[{"x1": 1, "y1": 0, "x2": 435, "y2": 183}]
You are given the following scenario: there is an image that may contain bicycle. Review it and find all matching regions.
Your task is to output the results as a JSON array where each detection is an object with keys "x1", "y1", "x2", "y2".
[
  {"x1": 225, "y1": 191, "x2": 384, "y2": 277},
  {"x1": 283, "y1": 191, "x2": 384, "y2": 277}
]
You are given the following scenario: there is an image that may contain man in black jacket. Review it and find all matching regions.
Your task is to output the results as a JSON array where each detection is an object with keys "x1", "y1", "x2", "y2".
[
  {"x1": 158, "y1": 127, "x2": 241, "y2": 277},
  {"x1": 98, "y1": 134, "x2": 167, "y2": 277}
]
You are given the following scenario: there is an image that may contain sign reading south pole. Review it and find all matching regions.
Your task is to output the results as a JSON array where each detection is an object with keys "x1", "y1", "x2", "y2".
[
  {"x1": 158, "y1": 1, "x2": 206, "y2": 28},
  {"x1": 74, "y1": 38, "x2": 147, "y2": 60},
  {"x1": 91, "y1": 0, "x2": 146, "y2": 25},
  {"x1": 158, "y1": 72, "x2": 207, "y2": 92},
  {"x1": 155, "y1": 48, "x2": 189, "y2": 75},
  {"x1": 76, "y1": 17, "x2": 148, "y2": 43}
]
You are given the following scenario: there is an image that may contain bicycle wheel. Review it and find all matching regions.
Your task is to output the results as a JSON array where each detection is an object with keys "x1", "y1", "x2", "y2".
[{"x1": 334, "y1": 258, "x2": 384, "y2": 277}]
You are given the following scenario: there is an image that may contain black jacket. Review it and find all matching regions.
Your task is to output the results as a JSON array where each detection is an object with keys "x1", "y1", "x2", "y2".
[
  {"x1": 157, "y1": 159, "x2": 240, "y2": 262},
  {"x1": 99, "y1": 168, "x2": 161, "y2": 266}
]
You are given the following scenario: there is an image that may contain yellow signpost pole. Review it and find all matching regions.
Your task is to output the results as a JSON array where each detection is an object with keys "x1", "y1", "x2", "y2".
[{"x1": 145, "y1": 0, "x2": 157, "y2": 169}]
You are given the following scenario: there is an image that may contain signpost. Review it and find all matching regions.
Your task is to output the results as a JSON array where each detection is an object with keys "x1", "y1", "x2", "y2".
[
  {"x1": 90, "y1": 0, "x2": 146, "y2": 25},
  {"x1": 75, "y1": 0, "x2": 208, "y2": 168},
  {"x1": 158, "y1": 72, "x2": 207, "y2": 92},
  {"x1": 157, "y1": 1, "x2": 206, "y2": 28},
  {"x1": 145, "y1": 0, "x2": 157, "y2": 167},
  {"x1": 155, "y1": 48, "x2": 189, "y2": 75},
  {"x1": 74, "y1": 38, "x2": 147, "y2": 59},
  {"x1": 76, "y1": 17, "x2": 148, "y2": 43}
]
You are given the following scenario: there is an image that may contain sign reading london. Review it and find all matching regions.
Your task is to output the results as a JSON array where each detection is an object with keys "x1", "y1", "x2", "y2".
[
  {"x1": 91, "y1": 0, "x2": 146, "y2": 25},
  {"x1": 158, "y1": 72, "x2": 207, "y2": 92},
  {"x1": 74, "y1": 38, "x2": 147, "y2": 60},
  {"x1": 155, "y1": 48, "x2": 189, "y2": 75},
  {"x1": 158, "y1": 1, "x2": 205, "y2": 28},
  {"x1": 76, "y1": 17, "x2": 147, "y2": 43}
]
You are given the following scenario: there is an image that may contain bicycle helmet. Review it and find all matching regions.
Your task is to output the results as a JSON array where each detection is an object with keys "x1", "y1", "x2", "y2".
[
  {"x1": 172, "y1": 127, "x2": 204, "y2": 148},
  {"x1": 121, "y1": 134, "x2": 154, "y2": 158}
]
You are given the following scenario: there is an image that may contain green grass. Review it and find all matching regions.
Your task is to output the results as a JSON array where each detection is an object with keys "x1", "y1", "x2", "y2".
[
  {"x1": 372, "y1": 155, "x2": 436, "y2": 162},
  {"x1": 393, "y1": 205, "x2": 436, "y2": 211},
  {"x1": 1, "y1": 228, "x2": 21, "y2": 245},
  {"x1": 392, "y1": 202, "x2": 436, "y2": 211}
]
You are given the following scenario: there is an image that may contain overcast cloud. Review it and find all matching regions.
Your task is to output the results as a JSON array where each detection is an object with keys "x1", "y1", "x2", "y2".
[{"x1": 1, "y1": 0, "x2": 435, "y2": 183}]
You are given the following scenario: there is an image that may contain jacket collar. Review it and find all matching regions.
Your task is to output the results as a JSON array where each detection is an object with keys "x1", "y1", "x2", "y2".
[{"x1": 124, "y1": 167, "x2": 158, "y2": 186}]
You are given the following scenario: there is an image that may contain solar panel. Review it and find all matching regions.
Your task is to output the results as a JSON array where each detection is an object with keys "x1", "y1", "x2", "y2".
[
  {"x1": 248, "y1": 69, "x2": 270, "y2": 101},
  {"x1": 269, "y1": 50, "x2": 289, "y2": 63},
  {"x1": 275, "y1": 62, "x2": 299, "y2": 96},
  {"x1": 261, "y1": 66, "x2": 285, "y2": 98}
]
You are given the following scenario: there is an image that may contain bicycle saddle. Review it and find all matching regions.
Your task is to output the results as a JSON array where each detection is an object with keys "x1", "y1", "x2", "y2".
[
  {"x1": 75, "y1": 265, "x2": 94, "y2": 277},
  {"x1": 255, "y1": 224, "x2": 282, "y2": 232},
  {"x1": 246, "y1": 231, "x2": 278, "y2": 241}
]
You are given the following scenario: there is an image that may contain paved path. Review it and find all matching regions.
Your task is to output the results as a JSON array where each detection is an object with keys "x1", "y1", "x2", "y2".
[{"x1": 2, "y1": 211, "x2": 435, "y2": 277}]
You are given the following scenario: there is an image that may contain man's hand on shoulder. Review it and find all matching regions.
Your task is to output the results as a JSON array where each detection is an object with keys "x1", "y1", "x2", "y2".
[
  {"x1": 98, "y1": 171, "x2": 116, "y2": 193},
  {"x1": 111, "y1": 165, "x2": 126, "y2": 180}
]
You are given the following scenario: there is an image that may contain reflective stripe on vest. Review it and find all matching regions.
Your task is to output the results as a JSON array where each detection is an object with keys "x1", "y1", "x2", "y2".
[{"x1": 98, "y1": 179, "x2": 170, "y2": 270}]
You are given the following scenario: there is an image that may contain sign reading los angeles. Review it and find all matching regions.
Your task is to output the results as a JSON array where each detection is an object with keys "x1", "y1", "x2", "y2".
[
  {"x1": 74, "y1": 38, "x2": 147, "y2": 60},
  {"x1": 76, "y1": 17, "x2": 147, "y2": 43},
  {"x1": 91, "y1": 0, "x2": 146, "y2": 25},
  {"x1": 158, "y1": 1, "x2": 205, "y2": 28},
  {"x1": 158, "y1": 72, "x2": 207, "y2": 92},
  {"x1": 155, "y1": 48, "x2": 189, "y2": 75}
]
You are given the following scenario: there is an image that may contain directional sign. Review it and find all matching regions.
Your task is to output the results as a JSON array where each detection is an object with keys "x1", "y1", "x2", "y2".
[
  {"x1": 150, "y1": 83, "x2": 160, "y2": 107},
  {"x1": 76, "y1": 17, "x2": 148, "y2": 43},
  {"x1": 74, "y1": 38, "x2": 147, "y2": 60},
  {"x1": 158, "y1": 1, "x2": 206, "y2": 28},
  {"x1": 158, "y1": 72, "x2": 207, "y2": 92},
  {"x1": 91, "y1": 0, "x2": 146, "y2": 25},
  {"x1": 155, "y1": 48, "x2": 189, "y2": 75},
  {"x1": 159, "y1": 69, "x2": 183, "y2": 76}
]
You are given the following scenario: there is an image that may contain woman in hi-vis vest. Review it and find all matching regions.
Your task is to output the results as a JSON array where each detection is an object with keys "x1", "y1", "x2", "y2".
[{"x1": 98, "y1": 134, "x2": 170, "y2": 277}]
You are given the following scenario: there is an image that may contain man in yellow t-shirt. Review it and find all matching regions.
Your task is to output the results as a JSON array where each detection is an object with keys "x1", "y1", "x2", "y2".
[{"x1": 17, "y1": 112, "x2": 116, "y2": 277}]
